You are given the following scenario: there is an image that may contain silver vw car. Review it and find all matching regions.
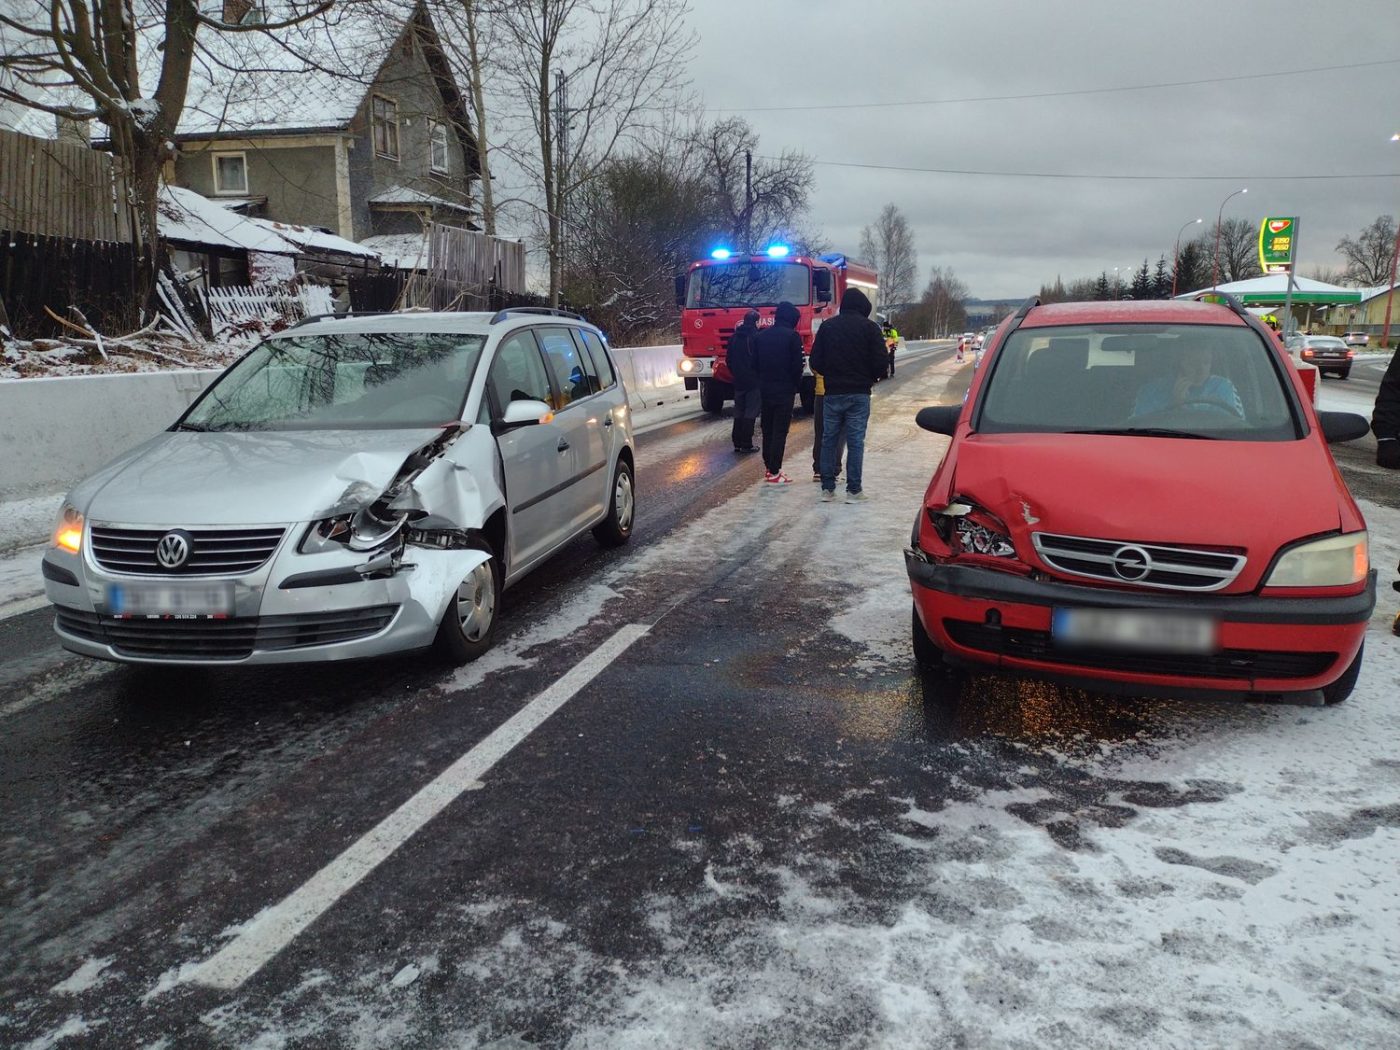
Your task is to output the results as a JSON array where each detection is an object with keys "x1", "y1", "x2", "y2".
[{"x1": 41, "y1": 309, "x2": 636, "y2": 665}]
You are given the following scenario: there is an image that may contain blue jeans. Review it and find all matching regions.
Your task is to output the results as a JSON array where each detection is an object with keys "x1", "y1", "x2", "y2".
[{"x1": 821, "y1": 393, "x2": 870, "y2": 493}]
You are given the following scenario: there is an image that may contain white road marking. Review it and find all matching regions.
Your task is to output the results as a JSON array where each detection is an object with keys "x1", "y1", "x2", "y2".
[
  {"x1": 178, "y1": 622, "x2": 651, "y2": 991},
  {"x1": 0, "y1": 594, "x2": 49, "y2": 621}
]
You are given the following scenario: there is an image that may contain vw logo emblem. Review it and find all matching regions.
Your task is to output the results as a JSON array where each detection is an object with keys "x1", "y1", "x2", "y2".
[
  {"x1": 156, "y1": 530, "x2": 193, "y2": 570},
  {"x1": 1110, "y1": 544, "x2": 1152, "y2": 581}
]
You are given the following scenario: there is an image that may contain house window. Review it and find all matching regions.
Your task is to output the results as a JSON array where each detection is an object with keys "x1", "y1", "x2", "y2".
[
  {"x1": 429, "y1": 122, "x2": 449, "y2": 174},
  {"x1": 372, "y1": 96, "x2": 399, "y2": 160},
  {"x1": 212, "y1": 152, "x2": 248, "y2": 194}
]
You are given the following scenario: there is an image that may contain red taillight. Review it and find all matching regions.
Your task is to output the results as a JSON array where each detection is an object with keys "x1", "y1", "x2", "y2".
[{"x1": 1346, "y1": 350, "x2": 1356, "y2": 358}]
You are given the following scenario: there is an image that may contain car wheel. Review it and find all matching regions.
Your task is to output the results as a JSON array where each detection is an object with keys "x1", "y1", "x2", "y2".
[
  {"x1": 912, "y1": 602, "x2": 948, "y2": 670},
  {"x1": 1338, "y1": 368, "x2": 1351, "y2": 380},
  {"x1": 592, "y1": 458, "x2": 635, "y2": 548},
  {"x1": 1322, "y1": 641, "x2": 1363, "y2": 705},
  {"x1": 433, "y1": 546, "x2": 501, "y2": 665},
  {"x1": 699, "y1": 379, "x2": 725, "y2": 414}
]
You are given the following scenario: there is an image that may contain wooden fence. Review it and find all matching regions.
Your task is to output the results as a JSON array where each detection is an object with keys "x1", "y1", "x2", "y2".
[
  {"x1": 0, "y1": 128, "x2": 132, "y2": 243},
  {"x1": 428, "y1": 223, "x2": 526, "y2": 294},
  {"x1": 198, "y1": 283, "x2": 336, "y2": 336},
  {"x1": 0, "y1": 230, "x2": 138, "y2": 337}
]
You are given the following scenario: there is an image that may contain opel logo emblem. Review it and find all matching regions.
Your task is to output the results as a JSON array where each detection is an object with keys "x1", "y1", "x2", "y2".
[
  {"x1": 156, "y1": 530, "x2": 193, "y2": 570},
  {"x1": 1110, "y1": 544, "x2": 1152, "y2": 581}
]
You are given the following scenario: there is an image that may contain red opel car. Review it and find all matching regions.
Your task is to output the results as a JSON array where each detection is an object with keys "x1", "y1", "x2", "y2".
[{"x1": 906, "y1": 297, "x2": 1375, "y2": 704}]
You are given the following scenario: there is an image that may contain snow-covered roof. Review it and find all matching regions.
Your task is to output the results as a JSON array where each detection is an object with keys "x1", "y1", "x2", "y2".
[
  {"x1": 248, "y1": 217, "x2": 380, "y2": 259},
  {"x1": 1356, "y1": 282, "x2": 1400, "y2": 303},
  {"x1": 1176, "y1": 274, "x2": 1362, "y2": 304},
  {"x1": 358, "y1": 233, "x2": 428, "y2": 270},
  {"x1": 158, "y1": 185, "x2": 297, "y2": 254},
  {"x1": 368, "y1": 185, "x2": 475, "y2": 214}
]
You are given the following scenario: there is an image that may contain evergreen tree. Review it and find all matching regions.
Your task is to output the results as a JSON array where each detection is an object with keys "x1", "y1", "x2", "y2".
[
  {"x1": 1094, "y1": 272, "x2": 1111, "y2": 300},
  {"x1": 1172, "y1": 242, "x2": 1206, "y2": 296},
  {"x1": 1152, "y1": 255, "x2": 1171, "y2": 299},
  {"x1": 1130, "y1": 259, "x2": 1152, "y2": 301}
]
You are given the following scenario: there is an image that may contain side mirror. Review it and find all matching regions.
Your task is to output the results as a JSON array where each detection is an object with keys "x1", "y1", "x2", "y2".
[
  {"x1": 1316, "y1": 410, "x2": 1370, "y2": 444},
  {"x1": 674, "y1": 274, "x2": 686, "y2": 307},
  {"x1": 812, "y1": 270, "x2": 833, "y2": 303},
  {"x1": 915, "y1": 405, "x2": 961, "y2": 436},
  {"x1": 499, "y1": 399, "x2": 554, "y2": 428}
]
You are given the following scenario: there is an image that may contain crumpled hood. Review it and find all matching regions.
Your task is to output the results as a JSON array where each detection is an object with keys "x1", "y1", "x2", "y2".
[
  {"x1": 76, "y1": 428, "x2": 447, "y2": 526},
  {"x1": 951, "y1": 433, "x2": 1346, "y2": 582}
]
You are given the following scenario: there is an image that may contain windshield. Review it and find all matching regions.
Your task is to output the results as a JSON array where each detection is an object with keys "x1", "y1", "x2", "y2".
[
  {"x1": 181, "y1": 331, "x2": 487, "y2": 431},
  {"x1": 977, "y1": 323, "x2": 1299, "y2": 441},
  {"x1": 686, "y1": 261, "x2": 811, "y2": 308}
]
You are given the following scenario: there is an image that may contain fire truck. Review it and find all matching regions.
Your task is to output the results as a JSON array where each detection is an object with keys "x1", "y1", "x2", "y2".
[{"x1": 674, "y1": 247, "x2": 880, "y2": 413}]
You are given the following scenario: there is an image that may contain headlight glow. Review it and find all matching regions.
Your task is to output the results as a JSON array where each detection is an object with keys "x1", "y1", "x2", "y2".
[
  {"x1": 1265, "y1": 532, "x2": 1368, "y2": 588},
  {"x1": 53, "y1": 503, "x2": 83, "y2": 554}
]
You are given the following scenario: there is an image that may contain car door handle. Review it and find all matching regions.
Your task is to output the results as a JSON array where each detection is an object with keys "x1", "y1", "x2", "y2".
[
  {"x1": 603, "y1": 415, "x2": 613, "y2": 428},
  {"x1": 557, "y1": 438, "x2": 570, "y2": 452}
]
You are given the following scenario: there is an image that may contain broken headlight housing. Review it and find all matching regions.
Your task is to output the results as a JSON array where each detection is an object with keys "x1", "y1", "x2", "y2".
[
  {"x1": 928, "y1": 501, "x2": 1016, "y2": 558},
  {"x1": 300, "y1": 504, "x2": 409, "y2": 554}
]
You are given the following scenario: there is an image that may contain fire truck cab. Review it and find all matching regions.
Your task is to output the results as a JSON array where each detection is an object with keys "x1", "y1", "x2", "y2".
[{"x1": 675, "y1": 248, "x2": 880, "y2": 414}]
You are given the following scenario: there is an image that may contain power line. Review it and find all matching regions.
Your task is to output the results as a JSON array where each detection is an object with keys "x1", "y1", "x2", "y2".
[
  {"x1": 713, "y1": 58, "x2": 1400, "y2": 114},
  {"x1": 774, "y1": 157, "x2": 1400, "y2": 182}
]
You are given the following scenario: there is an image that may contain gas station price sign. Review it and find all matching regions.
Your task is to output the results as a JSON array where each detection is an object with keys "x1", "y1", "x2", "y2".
[{"x1": 1258, "y1": 217, "x2": 1297, "y2": 274}]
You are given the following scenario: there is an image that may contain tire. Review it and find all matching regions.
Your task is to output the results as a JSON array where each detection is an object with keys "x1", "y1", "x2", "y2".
[
  {"x1": 1322, "y1": 641, "x2": 1363, "y2": 705},
  {"x1": 433, "y1": 545, "x2": 502, "y2": 665},
  {"x1": 911, "y1": 602, "x2": 944, "y2": 669},
  {"x1": 1338, "y1": 368, "x2": 1351, "y2": 380},
  {"x1": 592, "y1": 458, "x2": 635, "y2": 548},
  {"x1": 700, "y1": 379, "x2": 725, "y2": 414}
]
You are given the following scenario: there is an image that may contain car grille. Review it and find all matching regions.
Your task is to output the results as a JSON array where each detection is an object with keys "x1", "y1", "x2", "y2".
[
  {"x1": 943, "y1": 621, "x2": 1333, "y2": 681},
  {"x1": 1031, "y1": 532, "x2": 1245, "y2": 591},
  {"x1": 90, "y1": 526, "x2": 286, "y2": 576},
  {"x1": 55, "y1": 606, "x2": 398, "y2": 661}
]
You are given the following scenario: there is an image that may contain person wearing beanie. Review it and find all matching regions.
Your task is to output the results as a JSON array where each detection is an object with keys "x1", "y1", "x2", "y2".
[
  {"x1": 808, "y1": 287, "x2": 887, "y2": 503},
  {"x1": 726, "y1": 309, "x2": 762, "y2": 452},
  {"x1": 751, "y1": 299, "x2": 804, "y2": 483}
]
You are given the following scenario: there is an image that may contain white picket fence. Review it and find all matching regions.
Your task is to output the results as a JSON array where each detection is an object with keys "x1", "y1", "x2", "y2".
[{"x1": 199, "y1": 284, "x2": 335, "y2": 335}]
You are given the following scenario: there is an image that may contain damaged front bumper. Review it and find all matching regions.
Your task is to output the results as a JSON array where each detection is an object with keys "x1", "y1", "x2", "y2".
[{"x1": 44, "y1": 528, "x2": 488, "y2": 666}]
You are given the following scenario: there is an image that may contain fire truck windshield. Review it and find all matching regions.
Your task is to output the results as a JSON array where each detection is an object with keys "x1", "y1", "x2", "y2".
[{"x1": 686, "y1": 261, "x2": 811, "y2": 308}]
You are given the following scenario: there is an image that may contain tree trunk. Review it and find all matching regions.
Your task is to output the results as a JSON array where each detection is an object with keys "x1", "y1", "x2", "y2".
[{"x1": 464, "y1": 2, "x2": 496, "y2": 236}]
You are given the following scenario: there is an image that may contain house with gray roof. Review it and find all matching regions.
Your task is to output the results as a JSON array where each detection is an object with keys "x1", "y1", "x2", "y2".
[{"x1": 168, "y1": 0, "x2": 478, "y2": 245}]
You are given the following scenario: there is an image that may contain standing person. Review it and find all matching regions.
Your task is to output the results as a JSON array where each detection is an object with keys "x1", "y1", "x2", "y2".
[
  {"x1": 810, "y1": 364, "x2": 845, "y2": 482},
  {"x1": 1371, "y1": 346, "x2": 1400, "y2": 636},
  {"x1": 955, "y1": 334, "x2": 967, "y2": 363},
  {"x1": 885, "y1": 322, "x2": 900, "y2": 376},
  {"x1": 725, "y1": 309, "x2": 761, "y2": 453},
  {"x1": 751, "y1": 300, "x2": 804, "y2": 484},
  {"x1": 809, "y1": 288, "x2": 887, "y2": 503}
]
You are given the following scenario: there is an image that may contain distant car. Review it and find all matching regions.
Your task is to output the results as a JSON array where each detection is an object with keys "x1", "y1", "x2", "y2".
[
  {"x1": 1343, "y1": 332, "x2": 1370, "y2": 348},
  {"x1": 1294, "y1": 335, "x2": 1355, "y2": 379},
  {"x1": 42, "y1": 310, "x2": 637, "y2": 667},
  {"x1": 907, "y1": 296, "x2": 1374, "y2": 705}
]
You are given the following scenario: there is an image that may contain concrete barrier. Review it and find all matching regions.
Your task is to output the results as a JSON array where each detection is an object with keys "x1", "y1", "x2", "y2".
[{"x1": 0, "y1": 344, "x2": 689, "y2": 501}]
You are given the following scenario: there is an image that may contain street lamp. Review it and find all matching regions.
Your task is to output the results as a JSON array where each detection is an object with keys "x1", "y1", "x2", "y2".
[
  {"x1": 1211, "y1": 187, "x2": 1248, "y2": 290},
  {"x1": 1171, "y1": 218, "x2": 1204, "y2": 297}
]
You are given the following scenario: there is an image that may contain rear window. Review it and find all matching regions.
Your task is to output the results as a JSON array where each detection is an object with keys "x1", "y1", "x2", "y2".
[
  {"x1": 977, "y1": 323, "x2": 1299, "y2": 441},
  {"x1": 1308, "y1": 337, "x2": 1347, "y2": 349}
]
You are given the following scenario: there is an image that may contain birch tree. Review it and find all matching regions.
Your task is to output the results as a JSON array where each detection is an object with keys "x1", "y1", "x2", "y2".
[
  {"x1": 0, "y1": 0, "x2": 338, "y2": 307},
  {"x1": 858, "y1": 203, "x2": 916, "y2": 310}
]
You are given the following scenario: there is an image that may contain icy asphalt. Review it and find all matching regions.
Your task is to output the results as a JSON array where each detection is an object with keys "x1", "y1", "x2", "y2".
[{"x1": 2, "y1": 344, "x2": 1398, "y2": 1049}]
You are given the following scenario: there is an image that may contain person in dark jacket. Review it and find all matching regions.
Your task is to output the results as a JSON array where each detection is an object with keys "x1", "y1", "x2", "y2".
[
  {"x1": 725, "y1": 309, "x2": 761, "y2": 452},
  {"x1": 751, "y1": 300, "x2": 804, "y2": 483},
  {"x1": 809, "y1": 287, "x2": 887, "y2": 502},
  {"x1": 1373, "y1": 349, "x2": 1400, "y2": 470}
]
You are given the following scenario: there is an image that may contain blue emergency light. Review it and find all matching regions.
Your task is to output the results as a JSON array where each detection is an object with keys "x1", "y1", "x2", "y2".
[
  {"x1": 766, "y1": 244, "x2": 790, "y2": 258},
  {"x1": 710, "y1": 247, "x2": 732, "y2": 260}
]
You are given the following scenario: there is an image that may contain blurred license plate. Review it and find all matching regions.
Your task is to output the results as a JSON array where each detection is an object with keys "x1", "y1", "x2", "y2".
[
  {"x1": 1052, "y1": 608, "x2": 1217, "y2": 653},
  {"x1": 107, "y1": 582, "x2": 234, "y2": 618}
]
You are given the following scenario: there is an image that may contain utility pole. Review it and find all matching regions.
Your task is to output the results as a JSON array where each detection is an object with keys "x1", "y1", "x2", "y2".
[
  {"x1": 743, "y1": 149, "x2": 752, "y2": 254},
  {"x1": 554, "y1": 69, "x2": 569, "y2": 299},
  {"x1": 1381, "y1": 215, "x2": 1399, "y2": 350}
]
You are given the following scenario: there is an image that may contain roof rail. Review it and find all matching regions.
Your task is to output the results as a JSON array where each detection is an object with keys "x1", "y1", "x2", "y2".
[
  {"x1": 1010, "y1": 295, "x2": 1040, "y2": 322},
  {"x1": 1191, "y1": 290, "x2": 1250, "y2": 319},
  {"x1": 489, "y1": 306, "x2": 585, "y2": 324}
]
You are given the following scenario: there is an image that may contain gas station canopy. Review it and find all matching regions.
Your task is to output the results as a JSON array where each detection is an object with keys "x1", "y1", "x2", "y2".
[{"x1": 1176, "y1": 275, "x2": 1361, "y2": 305}]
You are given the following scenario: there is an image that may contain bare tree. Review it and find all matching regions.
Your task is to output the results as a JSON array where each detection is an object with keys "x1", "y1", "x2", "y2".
[
  {"x1": 1197, "y1": 217, "x2": 1262, "y2": 285},
  {"x1": 692, "y1": 116, "x2": 814, "y2": 254},
  {"x1": 492, "y1": 0, "x2": 694, "y2": 305},
  {"x1": 902, "y1": 265, "x2": 966, "y2": 337},
  {"x1": 1304, "y1": 264, "x2": 1347, "y2": 285},
  {"x1": 0, "y1": 0, "x2": 338, "y2": 306},
  {"x1": 428, "y1": 0, "x2": 504, "y2": 235},
  {"x1": 858, "y1": 203, "x2": 916, "y2": 311},
  {"x1": 1336, "y1": 215, "x2": 1398, "y2": 287}
]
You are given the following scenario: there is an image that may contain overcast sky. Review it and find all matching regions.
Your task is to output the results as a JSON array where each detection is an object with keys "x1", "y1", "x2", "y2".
[{"x1": 685, "y1": 0, "x2": 1400, "y2": 299}]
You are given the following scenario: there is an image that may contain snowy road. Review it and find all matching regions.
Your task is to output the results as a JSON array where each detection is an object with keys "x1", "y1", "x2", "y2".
[{"x1": 2, "y1": 346, "x2": 1398, "y2": 1049}]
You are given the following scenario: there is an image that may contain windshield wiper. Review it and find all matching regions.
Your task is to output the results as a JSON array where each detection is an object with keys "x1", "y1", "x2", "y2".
[
  {"x1": 173, "y1": 421, "x2": 206, "y2": 432},
  {"x1": 1067, "y1": 427, "x2": 1218, "y2": 440}
]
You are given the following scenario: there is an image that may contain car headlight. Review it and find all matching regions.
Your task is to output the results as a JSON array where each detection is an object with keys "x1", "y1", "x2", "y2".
[
  {"x1": 52, "y1": 503, "x2": 83, "y2": 554},
  {"x1": 299, "y1": 505, "x2": 408, "y2": 555},
  {"x1": 1265, "y1": 532, "x2": 1368, "y2": 588}
]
